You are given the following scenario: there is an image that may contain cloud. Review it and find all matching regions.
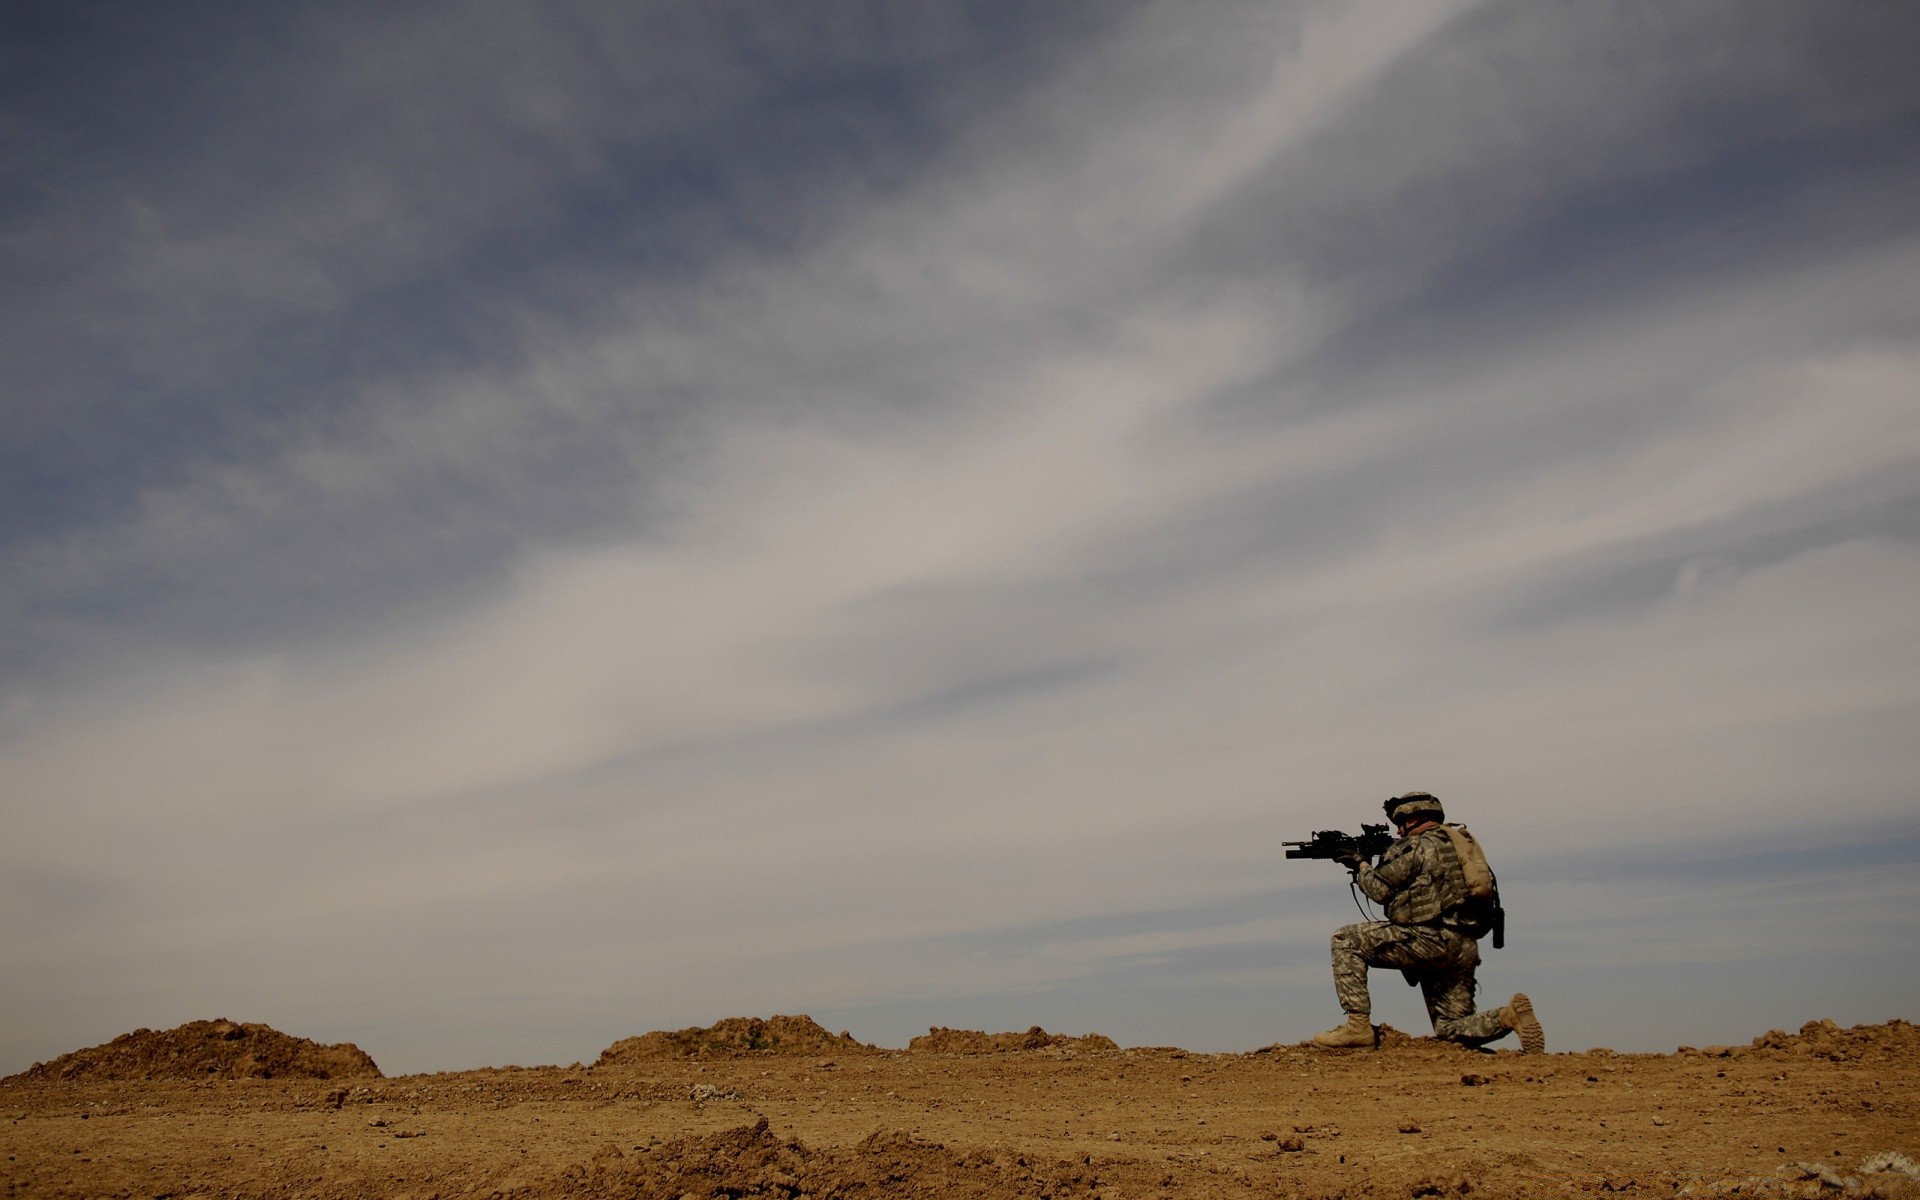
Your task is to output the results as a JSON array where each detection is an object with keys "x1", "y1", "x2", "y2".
[{"x1": 3, "y1": 0, "x2": 1918, "y2": 1071}]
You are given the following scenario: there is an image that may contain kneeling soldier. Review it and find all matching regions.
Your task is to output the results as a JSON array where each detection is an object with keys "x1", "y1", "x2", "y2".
[{"x1": 1313, "y1": 791, "x2": 1544, "y2": 1053}]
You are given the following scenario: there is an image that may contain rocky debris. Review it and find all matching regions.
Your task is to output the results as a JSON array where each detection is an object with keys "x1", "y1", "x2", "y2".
[
  {"x1": 556, "y1": 1116, "x2": 1098, "y2": 1200},
  {"x1": 907, "y1": 1025, "x2": 1120, "y2": 1055},
  {"x1": 1786, "y1": 1153, "x2": 1920, "y2": 1196},
  {"x1": 4, "y1": 1019, "x2": 381, "y2": 1083},
  {"x1": 1749, "y1": 1018, "x2": 1917, "y2": 1062},
  {"x1": 1680, "y1": 1019, "x2": 1917, "y2": 1063},
  {"x1": 1792, "y1": 1161, "x2": 1852, "y2": 1190},
  {"x1": 1862, "y1": 1152, "x2": 1920, "y2": 1181},
  {"x1": 594, "y1": 1015, "x2": 874, "y2": 1064}
]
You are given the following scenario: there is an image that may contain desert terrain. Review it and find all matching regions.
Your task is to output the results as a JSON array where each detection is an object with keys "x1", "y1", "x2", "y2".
[{"x1": 4, "y1": 1015, "x2": 1916, "y2": 1199}]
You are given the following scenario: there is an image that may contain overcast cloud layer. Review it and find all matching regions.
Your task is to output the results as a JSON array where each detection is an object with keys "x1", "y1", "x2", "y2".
[{"x1": 4, "y1": 1, "x2": 1918, "y2": 1074}]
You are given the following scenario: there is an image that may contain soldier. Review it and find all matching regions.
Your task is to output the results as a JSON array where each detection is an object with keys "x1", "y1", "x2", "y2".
[{"x1": 1312, "y1": 791, "x2": 1545, "y2": 1052}]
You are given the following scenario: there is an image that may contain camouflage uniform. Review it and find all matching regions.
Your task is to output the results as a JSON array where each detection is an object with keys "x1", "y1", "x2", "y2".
[{"x1": 1332, "y1": 825, "x2": 1511, "y2": 1046}]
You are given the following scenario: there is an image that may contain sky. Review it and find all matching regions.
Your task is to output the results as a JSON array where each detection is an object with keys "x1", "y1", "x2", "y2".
[{"x1": 3, "y1": 0, "x2": 1918, "y2": 1076}]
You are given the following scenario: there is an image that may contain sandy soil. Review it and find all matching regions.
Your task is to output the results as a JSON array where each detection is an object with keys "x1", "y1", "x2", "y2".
[{"x1": 5, "y1": 1017, "x2": 1915, "y2": 1199}]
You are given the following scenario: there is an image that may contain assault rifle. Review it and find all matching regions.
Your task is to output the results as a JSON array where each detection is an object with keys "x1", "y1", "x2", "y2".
[{"x1": 1283, "y1": 822, "x2": 1394, "y2": 864}]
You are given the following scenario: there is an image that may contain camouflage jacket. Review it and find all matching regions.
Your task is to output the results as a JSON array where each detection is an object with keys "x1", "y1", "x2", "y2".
[{"x1": 1355, "y1": 825, "x2": 1471, "y2": 929}]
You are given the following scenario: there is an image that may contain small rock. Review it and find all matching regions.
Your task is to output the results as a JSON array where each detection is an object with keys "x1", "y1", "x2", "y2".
[
  {"x1": 1398, "y1": 1121, "x2": 1422, "y2": 1134},
  {"x1": 367, "y1": 1118, "x2": 388, "y2": 1128},
  {"x1": 1460, "y1": 1074, "x2": 1489, "y2": 1086},
  {"x1": 1791, "y1": 1163, "x2": 1849, "y2": 1190},
  {"x1": 1862, "y1": 1151, "x2": 1920, "y2": 1181}
]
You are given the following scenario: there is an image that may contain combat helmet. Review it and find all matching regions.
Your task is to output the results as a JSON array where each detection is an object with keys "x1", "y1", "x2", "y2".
[{"x1": 1384, "y1": 791, "x2": 1445, "y2": 825}]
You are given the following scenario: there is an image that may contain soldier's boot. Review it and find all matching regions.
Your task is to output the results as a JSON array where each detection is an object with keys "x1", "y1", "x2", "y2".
[
  {"x1": 1499, "y1": 993, "x2": 1545, "y2": 1054},
  {"x1": 1311, "y1": 1013, "x2": 1377, "y2": 1050}
]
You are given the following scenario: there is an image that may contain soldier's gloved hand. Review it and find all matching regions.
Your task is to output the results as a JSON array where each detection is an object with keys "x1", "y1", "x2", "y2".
[{"x1": 1334, "y1": 851, "x2": 1365, "y2": 871}]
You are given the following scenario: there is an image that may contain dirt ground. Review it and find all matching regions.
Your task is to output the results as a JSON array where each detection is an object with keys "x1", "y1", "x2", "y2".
[{"x1": 5, "y1": 1017, "x2": 1916, "y2": 1199}]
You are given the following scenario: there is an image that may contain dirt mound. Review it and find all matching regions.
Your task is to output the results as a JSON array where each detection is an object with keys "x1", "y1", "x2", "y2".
[
  {"x1": 6, "y1": 1018, "x2": 380, "y2": 1082},
  {"x1": 595, "y1": 1015, "x2": 874, "y2": 1064},
  {"x1": 558, "y1": 1116, "x2": 1096, "y2": 1199},
  {"x1": 1743, "y1": 1018, "x2": 1917, "y2": 1062},
  {"x1": 908, "y1": 1025, "x2": 1120, "y2": 1055}
]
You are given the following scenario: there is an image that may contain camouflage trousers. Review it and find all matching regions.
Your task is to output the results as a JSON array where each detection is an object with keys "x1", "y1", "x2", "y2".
[{"x1": 1330, "y1": 921, "x2": 1512, "y2": 1047}]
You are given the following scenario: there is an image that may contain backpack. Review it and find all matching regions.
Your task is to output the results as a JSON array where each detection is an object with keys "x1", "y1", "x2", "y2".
[{"x1": 1438, "y1": 823, "x2": 1506, "y2": 948}]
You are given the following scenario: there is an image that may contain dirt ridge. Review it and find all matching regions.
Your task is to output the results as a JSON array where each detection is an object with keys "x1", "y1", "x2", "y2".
[
  {"x1": 595, "y1": 1015, "x2": 875, "y2": 1064},
  {"x1": 1735, "y1": 1017, "x2": 1915, "y2": 1062},
  {"x1": 5, "y1": 1018, "x2": 380, "y2": 1082},
  {"x1": 908, "y1": 1024, "x2": 1121, "y2": 1055}
]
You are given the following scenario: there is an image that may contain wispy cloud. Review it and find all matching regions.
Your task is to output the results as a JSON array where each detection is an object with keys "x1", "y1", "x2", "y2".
[{"x1": 3, "y1": 0, "x2": 1917, "y2": 1072}]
